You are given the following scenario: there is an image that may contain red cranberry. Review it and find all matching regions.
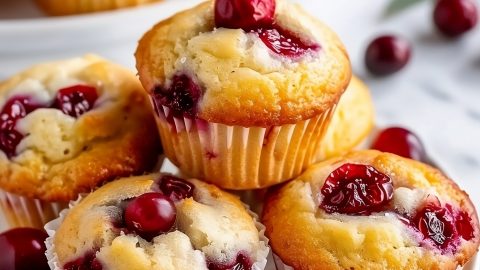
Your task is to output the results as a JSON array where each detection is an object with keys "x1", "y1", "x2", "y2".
[
  {"x1": 252, "y1": 26, "x2": 320, "y2": 58},
  {"x1": 0, "y1": 228, "x2": 49, "y2": 270},
  {"x1": 53, "y1": 85, "x2": 98, "y2": 118},
  {"x1": 158, "y1": 175, "x2": 194, "y2": 202},
  {"x1": 365, "y1": 35, "x2": 411, "y2": 76},
  {"x1": 371, "y1": 127, "x2": 426, "y2": 162},
  {"x1": 320, "y1": 163, "x2": 394, "y2": 215},
  {"x1": 152, "y1": 75, "x2": 201, "y2": 119},
  {"x1": 208, "y1": 253, "x2": 253, "y2": 270},
  {"x1": 453, "y1": 209, "x2": 475, "y2": 240},
  {"x1": 124, "y1": 193, "x2": 176, "y2": 240},
  {"x1": 215, "y1": 0, "x2": 275, "y2": 30},
  {"x1": 63, "y1": 250, "x2": 103, "y2": 270},
  {"x1": 434, "y1": 0, "x2": 478, "y2": 37}
]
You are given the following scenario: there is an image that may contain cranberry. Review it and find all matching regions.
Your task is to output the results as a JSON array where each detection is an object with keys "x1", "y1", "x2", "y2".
[
  {"x1": 152, "y1": 75, "x2": 201, "y2": 119},
  {"x1": 215, "y1": 0, "x2": 275, "y2": 30},
  {"x1": 454, "y1": 209, "x2": 475, "y2": 240},
  {"x1": 434, "y1": 0, "x2": 478, "y2": 37},
  {"x1": 158, "y1": 175, "x2": 195, "y2": 202},
  {"x1": 63, "y1": 251, "x2": 103, "y2": 270},
  {"x1": 365, "y1": 35, "x2": 411, "y2": 76},
  {"x1": 208, "y1": 253, "x2": 253, "y2": 270},
  {"x1": 53, "y1": 85, "x2": 98, "y2": 118},
  {"x1": 0, "y1": 228, "x2": 49, "y2": 270},
  {"x1": 371, "y1": 127, "x2": 426, "y2": 162},
  {"x1": 320, "y1": 163, "x2": 394, "y2": 215},
  {"x1": 124, "y1": 193, "x2": 176, "y2": 240}
]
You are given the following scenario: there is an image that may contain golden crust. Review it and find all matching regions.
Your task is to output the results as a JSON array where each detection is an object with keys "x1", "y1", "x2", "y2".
[
  {"x1": 263, "y1": 150, "x2": 480, "y2": 270},
  {"x1": 0, "y1": 55, "x2": 161, "y2": 202},
  {"x1": 35, "y1": 0, "x2": 162, "y2": 16},
  {"x1": 135, "y1": 0, "x2": 351, "y2": 127}
]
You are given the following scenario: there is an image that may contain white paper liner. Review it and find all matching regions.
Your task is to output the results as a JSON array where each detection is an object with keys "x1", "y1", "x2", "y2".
[
  {"x1": 155, "y1": 105, "x2": 335, "y2": 190},
  {"x1": 45, "y1": 190, "x2": 270, "y2": 270},
  {"x1": 0, "y1": 189, "x2": 67, "y2": 231}
]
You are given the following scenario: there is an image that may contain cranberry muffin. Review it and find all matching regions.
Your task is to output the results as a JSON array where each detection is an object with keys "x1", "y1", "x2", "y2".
[
  {"x1": 263, "y1": 150, "x2": 479, "y2": 270},
  {"x1": 0, "y1": 55, "x2": 160, "y2": 229},
  {"x1": 46, "y1": 174, "x2": 269, "y2": 270},
  {"x1": 136, "y1": 0, "x2": 351, "y2": 189},
  {"x1": 35, "y1": 0, "x2": 162, "y2": 16}
]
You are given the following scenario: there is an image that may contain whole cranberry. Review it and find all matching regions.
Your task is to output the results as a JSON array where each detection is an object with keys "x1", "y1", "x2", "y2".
[
  {"x1": 371, "y1": 127, "x2": 426, "y2": 162},
  {"x1": 365, "y1": 35, "x2": 411, "y2": 76},
  {"x1": 124, "y1": 193, "x2": 176, "y2": 240},
  {"x1": 215, "y1": 0, "x2": 276, "y2": 30},
  {"x1": 434, "y1": 0, "x2": 478, "y2": 37},
  {"x1": 0, "y1": 228, "x2": 49, "y2": 270}
]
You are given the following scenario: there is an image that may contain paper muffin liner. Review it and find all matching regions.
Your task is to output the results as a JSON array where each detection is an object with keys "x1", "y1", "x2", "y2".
[
  {"x1": 0, "y1": 189, "x2": 67, "y2": 231},
  {"x1": 45, "y1": 194, "x2": 270, "y2": 270},
  {"x1": 35, "y1": 0, "x2": 162, "y2": 16},
  {"x1": 155, "y1": 105, "x2": 336, "y2": 190}
]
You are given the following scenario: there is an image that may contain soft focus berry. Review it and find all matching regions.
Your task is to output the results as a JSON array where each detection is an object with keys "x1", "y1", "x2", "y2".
[
  {"x1": 365, "y1": 35, "x2": 411, "y2": 76},
  {"x1": 434, "y1": 0, "x2": 478, "y2": 37}
]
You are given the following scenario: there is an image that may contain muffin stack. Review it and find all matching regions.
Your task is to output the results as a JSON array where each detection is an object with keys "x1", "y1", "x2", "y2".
[{"x1": 0, "y1": 0, "x2": 478, "y2": 270}]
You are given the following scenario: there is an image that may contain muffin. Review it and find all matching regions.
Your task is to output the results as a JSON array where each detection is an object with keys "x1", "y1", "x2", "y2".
[
  {"x1": 0, "y1": 55, "x2": 160, "y2": 229},
  {"x1": 45, "y1": 174, "x2": 269, "y2": 270},
  {"x1": 35, "y1": 0, "x2": 162, "y2": 16},
  {"x1": 135, "y1": 0, "x2": 351, "y2": 189},
  {"x1": 263, "y1": 150, "x2": 480, "y2": 270}
]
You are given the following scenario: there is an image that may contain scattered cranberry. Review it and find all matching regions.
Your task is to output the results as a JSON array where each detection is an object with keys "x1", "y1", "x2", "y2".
[
  {"x1": 124, "y1": 193, "x2": 176, "y2": 240},
  {"x1": 152, "y1": 75, "x2": 201, "y2": 119},
  {"x1": 320, "y1": 163, "x2": 394, "y2": 215},
  {"x1": 159, "y1": 175, "x2": 195, "y2": 202},
  {"x1": 434, "y1": 0, "x2": 478, "y2": 37},
  {"x1": 253, "y1": 26, "x2": 320, "y2": 58},
  {"x1": 63, "y1": 250, "x2": 103, "y2": 270},
  {"x1": 53, "y1": 85, "x2": 98, "y2": 118},
  {"x1": 371, "y1": 127, "x2": 426, "y2": 162},
  {"x1": 0, "y1": 228, "x2": 49, "y2": 270},
  {"x1": 208, "y1": 253, "x2": 253, "y2": 270},
  {"x1": 365, "y1": 35, "x2": 411, "y2": 76},
  {"x1": 215, "y1": 0, "x2": 276, "y2": 30}
]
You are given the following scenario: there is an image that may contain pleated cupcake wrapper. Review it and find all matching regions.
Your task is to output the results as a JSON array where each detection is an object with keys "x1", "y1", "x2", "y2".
[
  {"x1": 45, "y1": 194, "x2": 270, "y2": 270},
  {"x1": 0, "y1": 189, "x2": 67, "y2": 230},
  {"x1": 155, "y1": 105, "x2": 336, "y2": 189}
]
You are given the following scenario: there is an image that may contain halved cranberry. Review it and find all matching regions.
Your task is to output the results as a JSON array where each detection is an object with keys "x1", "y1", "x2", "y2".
[
  {"x1": 53, "y1": 85, "x2": 98, "y2": 118},
  {"x1": 124, "y1": 193, "x2": 176, "y2": 240},
  {"x1": 371, "y1": 127, "x2": 426, "y2": 162},
  {"x1": 208, "y1": 253, "x2": 253, "y2": 270},
  {"x1": 215, "y1": 0, "x2": 275, "y2": 30},
  {"x1": 365, "y1": 35, "x2": 411, "y2": 76},
  {"x1": 320, "y1": 163, "x2": 394, "y2": 215},
  {"x1": 63, "y1": 250, "x2": 103, "y2": 270},
  {"x1": 152, "y1": 75, "x2": 201, "y2": 119},
  {"x1": 158, "y1": 175, "x2": 195, "y2": 202},
  {"x1": 434, "y1": 0, "x2": 478, "y2": 37},
  {"x1": 253, "y1": 26, "x2": 320, "y2": 58},
  {"x1": 0, "y1": 228, "x2": 49, "y2": 270}
]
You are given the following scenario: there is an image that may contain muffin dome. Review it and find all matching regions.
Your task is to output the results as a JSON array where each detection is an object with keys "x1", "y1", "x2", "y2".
[
  {"x1": 263, "y1": 150, "x2": 479, "y2": 270},
  {"x1": 0, "y1": 55, "x2": 160, "y2": 201},
  {"x1": 35, "y1": 0, "x2": 162, "y2": 16},
  {"x1": 136, "y1": 0, "x2": 351, "y2": 126},
  {"x1": 48, "y1": 174, "x2": 269, "y2": 270}
]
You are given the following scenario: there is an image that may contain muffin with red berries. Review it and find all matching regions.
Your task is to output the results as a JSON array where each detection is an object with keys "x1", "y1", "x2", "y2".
[
  {"x1": 135, "y1": 0, "x2": 351, "y2": 189},
  {"x1": 263, "y1": 150, "x2": 479, "y2": 270},
  {"x1": 35, "y1": 0, "x2": 162, "y2": 16},
  {"x1": 0, "y1": 55, "x2": 160, "y2": 229},
  {"x1": 45, "y1": 174, "x2": 269, "y2": 270}
]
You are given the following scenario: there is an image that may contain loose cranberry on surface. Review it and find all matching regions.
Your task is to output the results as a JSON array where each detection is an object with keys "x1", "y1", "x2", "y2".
[
  {"x1": 124, "y1": 193, "x2": 176, "y2": 240},
  {"x1": 53, "y1": 85, "x2": 98, "y2": 118},
  {"x1": 320, "y1": 163, "x2": 394, "y2": 215},
  {"x1": 434, "y1": 0, "x2": 478, "y2": 37},
  {"x1": 215, "y1": 0, "x2": 276, "y2": 30},
  {"x1": 208, "y1": 253, "x2": 253, "y2": 270},
  {"x1": 371, "y1": 127, "x2": 427, "y2": 162},
  {"x1": 63, "y1": 250, "x2": 103, "y2": 270},
  {"x1": 365, "y1": 35, "x2": 411, "y2": 76},
  {"x1": 158, "y1": 175, "x2": 195, "y2": 202},
  {"x1": 0, "y1": 228, "x2": 49, "y2": 270}
]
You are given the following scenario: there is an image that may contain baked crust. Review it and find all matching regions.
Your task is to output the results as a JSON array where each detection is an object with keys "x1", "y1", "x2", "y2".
[
  {"x1": 263, "y1": 150, "x2": 480, "y2": 270},
  {"x1": 135, "y1": 0, "x2": 351, "y2": 127},
  {"x1": 35, "y1": 0, "x2": 162, "y2": 16},
  {"x1": 0, "y1": 55, "x2": 161, "y2": 201}
]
